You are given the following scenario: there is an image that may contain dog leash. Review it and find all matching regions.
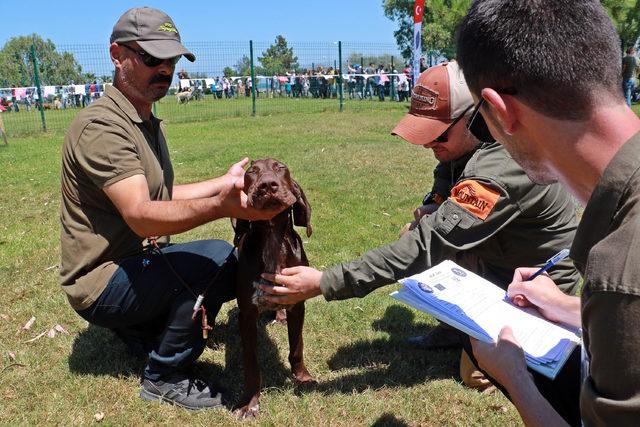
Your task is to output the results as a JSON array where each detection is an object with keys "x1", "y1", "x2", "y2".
[{"x1": 147, "y1": 237, "x2": 236, "y2": 339}]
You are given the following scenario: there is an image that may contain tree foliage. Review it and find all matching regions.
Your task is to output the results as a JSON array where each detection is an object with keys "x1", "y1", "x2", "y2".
[
  {"x1": 383, "y1": 0, "x2": 471, "y2": 60},
  {"x1": 234, "y1": 55, "x2": 252, "y2": 76},
  {"x1": 602, "y1": 0, "x2": 640, "y2": 49},
  {"x1": 258, "y1": 35, "x2": 299, "y2": 75},
  {"x1": 0, "y1": 34, "x2": 88, "y2": 87}
]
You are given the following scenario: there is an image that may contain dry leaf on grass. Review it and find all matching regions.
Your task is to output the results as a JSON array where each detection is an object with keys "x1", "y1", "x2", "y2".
[
  {"x1": 0, "y1": 314, "x2": 8, "y2": 321},
  {"x1": 54, "y1": 324, "x2": 69, "y2": 334},
  {"x1": 47, "y1": 328, "x2": 56, "y2": 338},
  {"x1": 7, "y1": 352, "x2": 16, "y2": 361},
  {"x1": 22, "y1": 316, "x2": 36, "y2": 330},
  {"x1": 94, "y1": 412, "x2": 105, "y2": 422}
]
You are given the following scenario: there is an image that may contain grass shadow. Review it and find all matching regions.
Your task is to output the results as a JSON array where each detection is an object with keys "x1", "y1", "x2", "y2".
[
  {"x1": 67, "y1": 324, "x2": 145, "y2": 378},
  {"x1": 314, "y1": 305, "x2": 460, "y2": 394},
  {"x1": 371, "y1": 412, "x2": 410, "y2": 427}
]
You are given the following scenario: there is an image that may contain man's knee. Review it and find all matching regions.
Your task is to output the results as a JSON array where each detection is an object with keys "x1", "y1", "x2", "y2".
[{"x1": 460, "y1": 349, "x2": 496, "y2": 393}]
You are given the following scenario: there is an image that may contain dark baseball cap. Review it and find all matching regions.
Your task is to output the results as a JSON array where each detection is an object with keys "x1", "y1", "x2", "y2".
[{"x1": 110, "y1": 7, "x2": 195, "y2": 62}]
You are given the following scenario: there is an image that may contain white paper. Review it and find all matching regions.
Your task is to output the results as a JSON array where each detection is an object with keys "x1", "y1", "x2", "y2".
[{"x1": 392, "y1": 260, "x2": 580, "y2": 379}]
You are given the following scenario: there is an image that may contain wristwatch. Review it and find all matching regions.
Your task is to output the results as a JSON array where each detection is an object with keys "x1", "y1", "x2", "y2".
[{"x1": 422, "y1": 191, "x2": 445, "y2": 206}]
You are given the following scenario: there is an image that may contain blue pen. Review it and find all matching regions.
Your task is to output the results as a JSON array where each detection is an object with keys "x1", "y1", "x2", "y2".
[{"x1": 529, "y1": 248, "x2": 571, "y2": 281}]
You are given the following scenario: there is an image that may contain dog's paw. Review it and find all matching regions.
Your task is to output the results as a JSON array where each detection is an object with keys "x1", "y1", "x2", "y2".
[
  {"x1": 233, "y1": 403, "x2": 260, "y2": 419},
  {"x1": 292, "y1": 369, "x2": 315, "y2": 385}
]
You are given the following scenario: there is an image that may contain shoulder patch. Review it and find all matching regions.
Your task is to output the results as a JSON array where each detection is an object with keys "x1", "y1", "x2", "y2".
[{"x1": 449, "y1": 180, "x2": 500, "y2": 220}]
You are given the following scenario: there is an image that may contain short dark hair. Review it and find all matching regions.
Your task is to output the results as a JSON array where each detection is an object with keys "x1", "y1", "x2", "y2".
[{"x1": 457, "y1": 0, "x2": 622, "y2": 120}]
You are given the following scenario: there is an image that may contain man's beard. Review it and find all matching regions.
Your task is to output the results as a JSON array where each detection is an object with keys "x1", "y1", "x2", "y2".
[
  {"x1": 121, "y1": 67, "x2": 171, "y2": 103},
  {"x1": 147, "y1": 74, "x2": 172, "y2": 101}
]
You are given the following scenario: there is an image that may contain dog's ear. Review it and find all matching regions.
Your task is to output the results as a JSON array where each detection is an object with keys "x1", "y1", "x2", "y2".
[
  {"x1": 291, "y1": 179, "x2": 312, "y2": 237},
  {"x1": 231, "y1": 217, "x2": 251, "y2": 247}
]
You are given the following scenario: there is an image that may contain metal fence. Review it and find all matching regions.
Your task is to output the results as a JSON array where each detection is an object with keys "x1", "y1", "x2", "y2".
[{"x1": 1, "y1": 41, "x2": 413, "y2": 137}]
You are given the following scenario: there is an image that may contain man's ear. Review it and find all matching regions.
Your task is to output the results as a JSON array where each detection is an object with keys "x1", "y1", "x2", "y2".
[
  {"x1": 109, "y1": 43, "x2": 123, "y2": 67},
  {"x1": 482, "y1": 88, "x2": 519, "y2": 136}
]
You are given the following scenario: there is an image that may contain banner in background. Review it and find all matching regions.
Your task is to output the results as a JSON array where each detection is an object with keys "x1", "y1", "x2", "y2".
[{"x1": 413, "y1": 0, "x2": 425, "y2": 85}]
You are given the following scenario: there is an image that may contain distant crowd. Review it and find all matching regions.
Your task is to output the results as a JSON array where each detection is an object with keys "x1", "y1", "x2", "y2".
[{"x1": 0, "y1": 60, "x2": 433, "y2": 113}]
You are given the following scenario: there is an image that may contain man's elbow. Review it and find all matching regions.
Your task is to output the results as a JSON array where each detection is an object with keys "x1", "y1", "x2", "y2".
[{"x1": 121, "y1": 211, "x2": 152, "y2": 238}]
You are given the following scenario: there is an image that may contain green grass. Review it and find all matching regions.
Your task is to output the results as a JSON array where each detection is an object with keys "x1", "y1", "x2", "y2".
[{"x1": 0, "y1": 107, "x2": 521, "y2": 425}]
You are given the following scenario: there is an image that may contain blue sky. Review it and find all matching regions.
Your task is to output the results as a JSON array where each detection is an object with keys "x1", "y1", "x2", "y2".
[
  {"x1": 2, "y1": 1, "x2": 406, "y2": 80},
  {"x1": 2, "y1": 0, "x2": 399, "y2": 45}
]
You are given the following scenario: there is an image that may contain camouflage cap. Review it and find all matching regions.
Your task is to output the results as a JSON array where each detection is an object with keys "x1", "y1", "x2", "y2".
[{"x1": 110, "y1": 7, "x2": 195, "y2": 62}]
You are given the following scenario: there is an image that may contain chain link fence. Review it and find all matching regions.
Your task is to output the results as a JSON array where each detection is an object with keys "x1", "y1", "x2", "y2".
[{"x1": 1, "y1": 41, "x2": 413, "y2": 137}]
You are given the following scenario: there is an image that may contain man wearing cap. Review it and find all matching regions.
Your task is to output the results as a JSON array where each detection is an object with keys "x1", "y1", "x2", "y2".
[
  {"x1": 60, "y1": 7, "x2": 285, "y2": 411},
  {"x1": 256, "y1": 61, "x2": 580, "y2": 391}
]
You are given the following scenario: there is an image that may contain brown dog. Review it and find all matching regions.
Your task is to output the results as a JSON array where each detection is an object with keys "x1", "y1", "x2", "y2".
[{"x1": 233, "y1": 158, "x2": 314, "y2": 418}]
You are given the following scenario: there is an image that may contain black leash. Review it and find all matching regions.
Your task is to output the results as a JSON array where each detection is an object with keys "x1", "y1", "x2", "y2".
[{"x1": 147, "y1": 237, "x2": 235, "y2": 339}]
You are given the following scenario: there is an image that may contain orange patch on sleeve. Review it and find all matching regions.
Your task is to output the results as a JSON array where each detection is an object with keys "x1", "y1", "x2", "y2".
[{"x1": 449, "y1": 180, "x2": 500, "y2": 220}]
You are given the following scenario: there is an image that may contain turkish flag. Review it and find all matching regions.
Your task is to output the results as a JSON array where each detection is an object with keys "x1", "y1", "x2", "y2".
[{"x1": 413, "y1": 0, "x2": 425, "y2": 24}]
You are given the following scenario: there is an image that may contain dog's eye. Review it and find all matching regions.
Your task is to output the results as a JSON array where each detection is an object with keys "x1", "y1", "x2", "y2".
[
  {"x1": 247, "y1": 166, "x2": 258, "y2": 174},
  {"x1": 273, "y1": 164, "x2": 286, "y2": 172}
]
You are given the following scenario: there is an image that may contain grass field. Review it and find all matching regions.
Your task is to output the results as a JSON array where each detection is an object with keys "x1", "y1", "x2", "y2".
[{"x1": 0, "y1": 101, "x2": 560, "y2": 426}]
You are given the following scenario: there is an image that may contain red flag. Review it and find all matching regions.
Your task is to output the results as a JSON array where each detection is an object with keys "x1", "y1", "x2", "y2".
[{"x1": 414, "y1": 0, "x2": 425, "y2": 24}]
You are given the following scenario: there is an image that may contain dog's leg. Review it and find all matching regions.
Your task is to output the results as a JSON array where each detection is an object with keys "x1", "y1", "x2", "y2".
[
  {"x1": 285, "y1": 302, "x2": 314, "y2": 384},
  {"x1": 235, "y1": 305, "x2": 262, "y2": 419}
]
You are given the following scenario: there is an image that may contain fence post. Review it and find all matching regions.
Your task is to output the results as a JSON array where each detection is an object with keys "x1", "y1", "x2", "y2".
[
  {"x1": 30, "y1": 44, "x2": 46, "y2": 132},
  {"x1": 249, "y1": 40, "x2": 256, "y2": 117},
  {"x1": 390, "y1": 56, "x2": 395, "y2": 101},
  {"x1": 338, "y1": 41, "x2": 344, "y2": 112}
]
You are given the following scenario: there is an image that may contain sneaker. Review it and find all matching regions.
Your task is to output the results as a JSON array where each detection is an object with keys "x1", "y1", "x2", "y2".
[
  {"x1": 140, "y1": 373, "x2": 226, "y2": 410},
  {"x1": 406, "y1": 324, "x2": 462, "y2": 350}
]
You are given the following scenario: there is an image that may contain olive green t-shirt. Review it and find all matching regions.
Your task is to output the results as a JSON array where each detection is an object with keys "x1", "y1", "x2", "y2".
[
  {"x1": 60, "y1": 85, "x2": 173, "y2": 310},
  {"x1": 571, "y1": 132, "x2": 640, "y2": 425}
]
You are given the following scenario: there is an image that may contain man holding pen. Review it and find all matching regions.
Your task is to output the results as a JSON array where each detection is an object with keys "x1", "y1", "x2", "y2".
[{"x1": 454, "y1": 0, "x2": 640, "y2": 425}]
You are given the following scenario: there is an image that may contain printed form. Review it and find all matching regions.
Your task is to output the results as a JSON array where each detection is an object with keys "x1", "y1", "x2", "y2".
[{"x1": 391, "y1": 260, "x2": 580, "y2": 379}]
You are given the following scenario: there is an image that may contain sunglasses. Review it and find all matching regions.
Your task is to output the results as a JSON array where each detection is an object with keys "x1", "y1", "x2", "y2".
[
  {"x1": 119, "y1": 44, "x2": 180, "y2": 68},
  {"x1": 465, "y1": 88, "x2": 518, "y2": 143},
  {"x1": 434, "y1": 104, "x2": 473, "y2": 143}
]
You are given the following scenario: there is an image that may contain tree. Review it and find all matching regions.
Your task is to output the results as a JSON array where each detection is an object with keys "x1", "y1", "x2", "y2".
[
  {"x1": 223, "y1": 67, "x2": 234, "y2": 77},
  {"x1": 602, "y1": 0, "x2": 640, "y2": 50},
  {"x1": 234, "y1": 55, "x2": 252, "y2": 76},
  {"x1": 0, "y1": 34, "x2": 86, "y2": 86},
  {"x1": 258, "y1": 35, "x2": 299, "y2": 75},
  {"x1": 383, "y1": 0, "x2": 471, "y2": 60}
]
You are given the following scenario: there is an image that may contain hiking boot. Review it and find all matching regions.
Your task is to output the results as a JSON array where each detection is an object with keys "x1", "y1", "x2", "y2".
[
  {"x1": 140, "y1": 373, "x2": 226, "y2": 410},
  {"x1": 406, "y1": 324, "x2": 462, "y2": 350}
]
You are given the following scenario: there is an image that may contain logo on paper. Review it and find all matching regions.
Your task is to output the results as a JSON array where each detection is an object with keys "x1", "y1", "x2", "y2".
[{"x1": 451, "y1": 268, "x2": 467, "y2": 277}]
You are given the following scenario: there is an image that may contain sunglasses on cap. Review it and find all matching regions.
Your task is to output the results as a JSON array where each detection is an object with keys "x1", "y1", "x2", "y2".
[
  {"x1": 119, "y1": 44, "x2": 180, "y2": 68},
  {"x1": 434, "y1": 105, "x2": 473, "y2": 143}
]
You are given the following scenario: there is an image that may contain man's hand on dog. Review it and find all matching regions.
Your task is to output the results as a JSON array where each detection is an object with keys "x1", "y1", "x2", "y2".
[
  {"x1": 259, "y1": 267, "x2": 323, "y2": 304},
  {"x1": 220, "y1": 158, "x2": 290, "y2": 221}
]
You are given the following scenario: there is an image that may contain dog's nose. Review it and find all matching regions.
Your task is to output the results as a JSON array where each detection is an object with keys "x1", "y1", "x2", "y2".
[{"x1": 258, "y1": 179, "x2": 279, "y2": 193}]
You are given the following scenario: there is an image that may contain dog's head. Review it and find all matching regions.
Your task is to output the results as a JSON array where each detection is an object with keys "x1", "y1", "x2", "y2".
[{"x1": 233, "y1": 158, "x2": 312, "y2": 244}]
